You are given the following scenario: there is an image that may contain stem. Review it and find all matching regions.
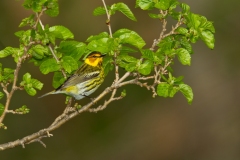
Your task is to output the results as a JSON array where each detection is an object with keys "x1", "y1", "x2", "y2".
[{"x1": 37, "y1": 18, "x2": 67, "y2": 79}]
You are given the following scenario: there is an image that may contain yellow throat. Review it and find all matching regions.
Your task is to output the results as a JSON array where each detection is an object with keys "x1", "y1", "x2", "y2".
[{"x1": 84, "y1": 53, "x2": 103, "y2": 67}]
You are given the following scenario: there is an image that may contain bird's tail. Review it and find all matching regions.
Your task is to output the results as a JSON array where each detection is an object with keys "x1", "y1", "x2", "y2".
[{"x1": 38, "y1": 90, "x2": 56, "y2": 99}]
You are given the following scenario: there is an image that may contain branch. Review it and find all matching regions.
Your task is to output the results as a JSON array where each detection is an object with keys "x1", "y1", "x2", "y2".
[
  {"x1": 0, "y1": 42, "x2": 33, "y2": 124},
  {"x1": 0, "y1": 70, "x2": 151, "y2": 150},
  {"x1": 37, "y1": 16, "x2": 67, "y2": 79}
]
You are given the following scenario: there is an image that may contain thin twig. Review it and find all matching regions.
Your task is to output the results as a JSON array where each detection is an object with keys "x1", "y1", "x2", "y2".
[
  {"x1": 102, "y1": 0, "x2": 112, "y2": 37},
  {"x1": 37, "y1": 18, "x2": 67, "y2": 79}
]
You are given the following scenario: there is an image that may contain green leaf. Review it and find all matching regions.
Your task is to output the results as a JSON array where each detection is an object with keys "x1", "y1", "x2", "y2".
[
  {"x1": 86, "y1": 32, "x2": 109, "y2": 42},
  {"x1": 31, "y1": 44, "x2": 48, "y2": 60},
  {"x1": 155, "y1": 0, "x2": 177, "y2": 10},
  {"x1": 200, "y1": 30, "x2": 215, "y2": 49},
  {"x1": 136, "y1": 0, "x2": 155, "y2": 10},
  {"x1": 58, "y1": 41, "x2": 86, "y2": 60},
  {"x1": 24, "y1": 85, "x2": 37, "y2": 96},
  {"x1": 185, "y1": 13, "x2": 215, "y2": 49},
  {"x1": 169, "y1": 86, "x2": 179, "y2": 97},
  {"x1": 49, "y1": 25, "x2": 74, "y2": 40},
  {"x1": 0, "y1": 68, "x2": 14, "y2": 83},
  {"x1": 61, "y1": 56, "x2": 78, "y2": 74},
  {"x1": 15, "y1": 105, "x2": 30, "y2": 114},
  {"x1": 14, "y1": 31, "x2": 25, "y2": 38},
  {"x1": 180, "y1": 37, "x2": 193, "y2": 54},
  {"x1": 0, "y1": 47, "x2": 19, "y2": 58},
  {"x1": 157, "y1": 36, "x2": 174, "y2": 54},
  {"x1": 157, "y1": 83, "x2": 170, "y2": 97},
  {"x1": 44, "y1": 0, "x2": 59, "y2": 17},
  {"x1": 113, "y1": 29, "x2": 146, "y2": 49},
  {"x1": 110, "y1": 3, "x2": 137, "y2": 21},
  {"x1": 148, "y1": 13, "x2": 162, "y2": 19},
  {"x1": 19, "y1": 14, "x2": 35, "y2": 27},
  {"x1": 0, "y1": 92, "x2": 4, "y2": 99},
  {"x1": 120, "y1": 46, "x2": 137, "y2": 54},
  {"x1": 23, "y1": 73, "x2": 31, "y2": 83},
  {"x1": 176, "y1": 27, "x2": 188, "y2": 35},
  {"x1": 17, "y1": 30, "x2": 32, "y2": 46},
  {"x1": 180, "y1": 3, "x2": 190, "y2": 14},
  {"x1": 0, "y1": 103, "x2": 4, "y2": 116},
  {"x1": 176, "y1": 48, "x2": 191, "y2": 65},
  {"x1": 87, "y1": 38, "x2": 117, "y2": 53},
  {"x1": 31, "y1": 79, "x2": 43, "y2": 90},
  {"x1": 39, "y1": 58, "x2": 60, "y2": 74},
  {"x1": 179, "y1": 84, "x2": 193, "y2": 104},
  {"x1": 23, "y1": 0, "x2": 46, "y2": 12},
  {"x1": 118, "y1": 53, "x2": 138, "y2": 63},
  {"x1": 93, "y1": 6, "x2": 107, "y2": 16},
  {"x1": 138, "y1": 60, "x2": 153, "y2": 75},
  {"x1": 121, "y1": 89, "x2": 127, "y2": 97},
  {"x1": 102, "y1": 55, "x2": 114, "y2": 76},
  {"x1": 125, "y1": 62, "x2": 137, "y2": 72},
  {"x1": 52, "y1": 72, "x2": 65, "y2": 89},
  {"x1": 141, "y1": 49, "x2": 154, "y2": 61}
]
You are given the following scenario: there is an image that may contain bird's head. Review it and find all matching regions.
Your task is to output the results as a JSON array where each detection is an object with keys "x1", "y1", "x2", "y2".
[{"x1": 84, "y1": 52, "x2": 105, "y2": 67}]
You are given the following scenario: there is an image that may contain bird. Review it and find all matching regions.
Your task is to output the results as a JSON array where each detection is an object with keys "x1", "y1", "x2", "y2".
[{"x1": 39, "y1": 51, "x2": 105, "y2": 100}]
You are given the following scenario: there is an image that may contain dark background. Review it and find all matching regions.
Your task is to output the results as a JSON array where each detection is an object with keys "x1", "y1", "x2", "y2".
[{"x1": 0, "y1": 0, "x2": 240, "y2": 159}]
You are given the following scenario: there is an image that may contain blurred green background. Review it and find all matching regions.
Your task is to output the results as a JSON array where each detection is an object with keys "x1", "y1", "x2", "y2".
[{"x1": 0, "y1": 0, "x2": 240, "y2": 159}]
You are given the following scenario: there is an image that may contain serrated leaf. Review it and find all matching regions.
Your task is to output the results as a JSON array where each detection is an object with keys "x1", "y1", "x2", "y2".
[
  {"x1": 31, "y1": 79, "x2": 43, "y2": 90},
  {"x1": 0, "y1": 47, "x2": 19, "y2": 58},
  {"x1": 24, "y1": 85, "x2": 37, "y2": 96},
  {"x1": 154, "y1": 0, "x2": 179, "y2": 10},
  {"x1": 58, "y1": 41, "x2": 86, "y2": 60},
  {"x1": 118, "y1": 53, "x2": 138, "y2": 63},
  {"x1": 111, "y1": 3, "x2": 137, "y2": 21},
  {"x1": 176, "y1": 27, "x2": 188, "y2": 35},
  {"x1": 176, "y1": 48, "x2": 191, "y2": 65},
  {"x1": 39, "y1": 58, "x2": 60, "y2": 74},
  {"x1": 93, "y1": 6, "x2": 107, "y2": 16},
  {"x1": 14, "y1": 30, "x2": 25, "y2": 38},
  {"x1": 179, "y1": 84, "x2": 193, "y2": 104},
  {"x1": 87, "y1": 38, "x2": 117, "y2": 53},
  {"x1": 31, "y1": 44, "x2": 48, "y2": 60},
  {"x1": 136, "y1": 0, "x2": 155, "y2": 10},
  {"x1": 185, "y1": 13, "x2": 215, "y2": 49},
  {"x1": 44, "y1": 1, "x2": 59, "y2": 17},
  {"x1": 148, "y1": 13, "x2": 161, "y2": 19},
  {"x1": 49, "y1": 25, "x2": 74, "y2": 40},
  {"x1": 157, "y1": 36, "x2": 174, "y2": 54},
  {"x1": 157, "y1": 82, "x2": 170, "y2": 97},
  {"x1": 180, "y1": 37, "x2": 193, "y2": 54},
  {"x1": 138, "y1": 60, "x2": 153, "y2": 75},
  {"x1": 180, "y1": 3, "x2": 190, "y2": 14},
  {"x1": 61, "y1": 56, "x2": 78, "y2": 74},
  {"x1": 19, "y1": 14, "x2": 35, "y2": 27},
  {"x1": 1, "y1": 68, "x2": 14, "y2": 83},
  {"x1": 200, "y1": 30, "x2": 215, "y2": 49},
  {"x1": 125, "y1": 62, "x2": 137, "y2": 72},
  {"x1": 102, "y1": 55, "x2": 113, "y2": 76},
  {"x1": 52, "y1": 72, "x2": 65, "y2": 89},
  {"x1": 0, "y1": 92, "x2": 4, "y2": 99},
  {"x1": 86, "y1": 32, "x2": 109, "y2": 42},
  {"x1": 113, "y1": 29, "x2": 146, "y2": 49},
  {"x1": 23, "y1": 73, "x2": 31, "y2": 83},
  {"x1": 0, "y1": 103, "x2": 4, "y2": 116},
  {"x1": 120, "y1": 46, "x2": 137, "y2": 54},
  {"x1": 141, "y1": 49, "x2": 154, "y2": 61},
  {"x1": 169, "y1": 86, "x2": 179, "y2": 97}
]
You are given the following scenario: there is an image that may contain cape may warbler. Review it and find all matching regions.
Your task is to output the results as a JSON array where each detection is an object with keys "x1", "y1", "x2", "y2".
[{"x1": 39, "y1": 52, "x2": 105, "y2": 100}]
